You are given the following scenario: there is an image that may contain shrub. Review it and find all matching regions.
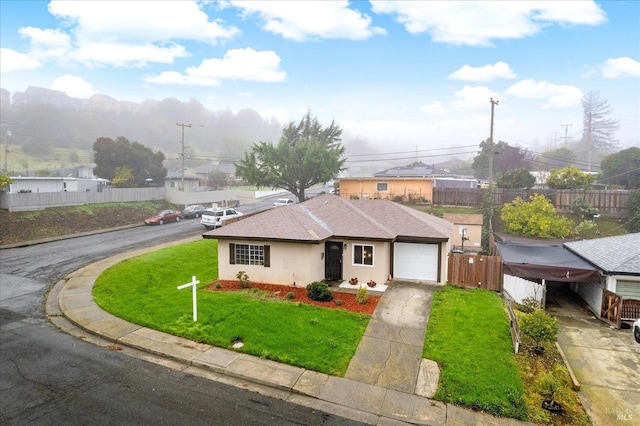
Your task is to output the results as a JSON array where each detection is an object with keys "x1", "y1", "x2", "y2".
[
  {"x1": 628, "y1": 189, "x2": 640, "y2": 232},
  {"x1": 520, "y1": 310, "x2": 559, "y2": 347},
  {"x1": 570, "y1": 196, "x2": 598, "y2": 218},
  {"x1": 521, "y1": 296, "x2": 541, "y2": 312},
  {"x1": 356, "y1": 287, "x2": 368, "y2": 304},
  {"x1": 215, "y1": 283, "x2": 222, "y2": 289},
  {"x1": 306, "y1": 281, "x2": 334, "y2": 302},
  {"x1": 286, "y1": 292, "x2": 295, "y2": 300},
  {"x1": 335, "y1": 299, "x2": 343, "y2": 306},
  {"x1": 236, "y1": 271, "x2": 250, "y2": 288}
]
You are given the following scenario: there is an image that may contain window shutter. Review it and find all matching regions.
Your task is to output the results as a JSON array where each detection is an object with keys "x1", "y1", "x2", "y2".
[
  {"x1": 264, "y1": 245, "x2": 270, "y2": 267},
  {"x1": 229, "y1": 243, "x2": 235, "y2": 264}
]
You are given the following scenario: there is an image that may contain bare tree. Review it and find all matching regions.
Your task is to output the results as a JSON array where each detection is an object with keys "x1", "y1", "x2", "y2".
[{"x1": 581, "y1": 91, "x2": 619, "y2": 170}]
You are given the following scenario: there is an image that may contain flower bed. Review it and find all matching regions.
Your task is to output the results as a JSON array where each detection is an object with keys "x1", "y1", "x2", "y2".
[{"x1": 203, "y1": 280, "x2": 380, "y2": 315}]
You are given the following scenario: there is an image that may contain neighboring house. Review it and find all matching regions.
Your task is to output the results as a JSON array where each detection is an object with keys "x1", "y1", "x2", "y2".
[
  {"x1": 339, "y1": 162, "x2": 475, "y2": 202},
  {"x1": 6, "y1": 176, "x2": 105, "y2": 193},
  {"x1": 442, "y1": 213, "x2": 483, "y2": 252},
  {"x1": 203, "y1": 195, "x2": 453, "y2": 287},
  {"x1": 494, "y1": 232, "x2": 640, "y2": 326},
  {"x1": 565, "y1": 233, "x2": 640, "y2": 322},
  {"x1": 165, "y1": 170, "x2": 200, "y2": 192}
]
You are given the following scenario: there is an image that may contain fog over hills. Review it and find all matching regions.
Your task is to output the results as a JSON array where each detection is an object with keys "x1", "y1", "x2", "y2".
[{"x1": 1, "y1": 86, "x2": 475, "y2": 175}]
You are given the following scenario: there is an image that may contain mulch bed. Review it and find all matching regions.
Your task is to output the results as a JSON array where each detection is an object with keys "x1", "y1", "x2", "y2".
[{"x1": 202, "y1": 280, "x2": 380, "y2": 315}]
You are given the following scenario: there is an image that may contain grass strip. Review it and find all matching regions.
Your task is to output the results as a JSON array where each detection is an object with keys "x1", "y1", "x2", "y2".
[
  {"x1": 423, "y1": 285, "x2": 527, "y2": 419},
  {"x1": 93, "y1": 239, "x2": 369, "y2": 376}
]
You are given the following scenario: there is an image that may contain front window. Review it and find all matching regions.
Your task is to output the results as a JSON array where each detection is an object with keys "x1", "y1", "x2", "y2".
[
  {"x1": 353, "y1": 244, "x2": 374, "y2": 266},
  {"x1": 376, "y1": 182, "x2": 388, "y2": 192},
  {"x1": 235, "y1": 244, "x2": 265, "y2": 265}
]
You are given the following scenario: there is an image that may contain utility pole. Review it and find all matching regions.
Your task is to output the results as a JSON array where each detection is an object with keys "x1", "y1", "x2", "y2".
[
  {"x1": 560, "y1": 123, "x2": 572, "y2": 146},
  {"x1": 587, "y1": 111, "x2": 592, "y2": 172},
  {"x1": 488, "y1": 98, "x2": 498, "y2": 188},
  {"x1": 488, "y1": 98, "x2": 499, "y2": 233},
  {"x1": 176, "y1": 123, "x2": 191, "y2": 191}
]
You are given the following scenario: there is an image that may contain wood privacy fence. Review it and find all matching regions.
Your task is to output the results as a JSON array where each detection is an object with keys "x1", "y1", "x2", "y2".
[
  {"x1": 433, "y1": 188, "x2": 630, "y2": 217},
  {"x1": 447, "y1": 253, "x2": 503, "y2": 291}
]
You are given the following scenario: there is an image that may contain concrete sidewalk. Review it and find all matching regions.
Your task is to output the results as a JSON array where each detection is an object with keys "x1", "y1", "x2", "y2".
[{"x1": 47, "y1": 239, "x2": 531, "y2": 425}]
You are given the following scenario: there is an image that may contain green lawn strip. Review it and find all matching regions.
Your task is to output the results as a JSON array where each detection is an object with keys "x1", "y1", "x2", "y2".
[
  {"x1": 423, "y1": 285, "x2": 526, "y2": 420},
  {"x1": 93, "y1": 238, "x2": 369, "y2": 376}
]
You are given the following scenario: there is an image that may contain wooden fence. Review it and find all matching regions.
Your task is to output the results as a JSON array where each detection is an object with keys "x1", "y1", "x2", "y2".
[
  {"x1": 433, "y1": 188, "x2": 630, "y2": 217},
  {"x1": 447, "y1": 253, "x2": 503, "y2": 291}
]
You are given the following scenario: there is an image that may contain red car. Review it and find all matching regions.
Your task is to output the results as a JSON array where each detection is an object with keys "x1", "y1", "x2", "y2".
[{"x1": 144, "y1": 210, "x2": 182, "y2": 225}]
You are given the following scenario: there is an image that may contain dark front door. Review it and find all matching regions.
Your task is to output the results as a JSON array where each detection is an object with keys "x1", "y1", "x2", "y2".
[{"x1": 325, "y1": 241, "x2": 343, "y2": 281}]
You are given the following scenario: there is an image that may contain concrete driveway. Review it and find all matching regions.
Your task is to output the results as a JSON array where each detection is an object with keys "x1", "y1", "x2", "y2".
[{"x1": 547, "y1": 286, "x2": 640, "y2": 425}]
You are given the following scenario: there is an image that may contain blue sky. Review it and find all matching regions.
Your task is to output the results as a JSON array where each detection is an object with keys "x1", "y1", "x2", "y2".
[{"x1": 1, "y1": 1, "x2": 639, "y2": 161}]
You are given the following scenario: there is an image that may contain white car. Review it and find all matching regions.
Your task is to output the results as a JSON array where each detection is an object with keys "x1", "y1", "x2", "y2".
[
  {"x1": 200, "y1": 208, "x2": 243, "y2": 229},
  {"x1": 273, "y1": 198, "x2": 296, "y2": 207},
  {"x1": 634, "y1": 319, "x2": 640, "y2": 344}
]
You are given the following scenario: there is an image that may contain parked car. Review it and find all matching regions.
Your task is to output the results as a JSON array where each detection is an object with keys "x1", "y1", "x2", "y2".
[
  {"x1": 200, "y1": 208, "x2": 243, "y2": 229},
  {"x1": 144, "y1": 210, "x2": 182, "y2": 225},
  {"x1": 181, "y1": 204, "x2": 206, "y2": 219},
  {"x1": 273, "y1": 198, "x2": 296, "y2": 207},
  {"x1": 634, "y1": 319, "x2": 640, "y2": 344}
]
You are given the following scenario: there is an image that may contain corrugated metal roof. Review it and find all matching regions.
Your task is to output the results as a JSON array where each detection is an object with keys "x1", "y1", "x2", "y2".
[{"x1": 564, "y1": 233, "x2": 640, "y2": 274}]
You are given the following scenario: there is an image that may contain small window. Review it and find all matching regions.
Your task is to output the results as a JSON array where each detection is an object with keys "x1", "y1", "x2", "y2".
[
  {"x1": 353, "y1": 244, "x2": 374, "y2": 266},
  {"x1": 376, "y1": 182, "x2": 388, "y2": 192},
  {"x1": 232, "y1": 243, "x2": 270, "y2": 267}
]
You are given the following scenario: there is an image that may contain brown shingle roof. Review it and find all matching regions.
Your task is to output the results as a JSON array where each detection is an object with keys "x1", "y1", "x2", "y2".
[{"x1": 205, "y1": 195, "x2": 452, "y2": 243}]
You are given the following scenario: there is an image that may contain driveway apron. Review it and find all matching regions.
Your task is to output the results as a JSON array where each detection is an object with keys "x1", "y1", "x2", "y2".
[
  {"x1": 547, "y1": 284, "x2": 640, "y2": 425},
  {"x1": 344, "y1": 281, "x2": 436, "y2": 393}
]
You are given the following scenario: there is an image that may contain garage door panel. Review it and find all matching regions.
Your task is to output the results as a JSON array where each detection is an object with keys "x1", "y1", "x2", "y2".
[{"x1": 394, "y1": 243, "x2": 438, "y2": 281}]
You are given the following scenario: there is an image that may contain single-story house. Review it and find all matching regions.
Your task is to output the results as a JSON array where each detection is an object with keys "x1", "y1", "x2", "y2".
[
  {"x1": 495, "y1": 232, "x2": 640, "y2": 326},
  {"x1": 442, "y1": 213, "x2": 483, "y2": 252},
  {"x1": 203, "y1": 194, "x2": 453, "y2": 287},
  {"x1": 339, "y1": 162, "x2": 475, "y2": 202},
  {"x1": 6, "y1": 176, "x2": 105, "y2": 193},
  {"x1": 564, "y1": 233, "x2": 640, "y2": 323}
]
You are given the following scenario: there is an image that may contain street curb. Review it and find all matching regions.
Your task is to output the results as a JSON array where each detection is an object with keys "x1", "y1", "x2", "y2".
[{"x1": 0, "y1": 223, "x2": 145, "y2": 250}]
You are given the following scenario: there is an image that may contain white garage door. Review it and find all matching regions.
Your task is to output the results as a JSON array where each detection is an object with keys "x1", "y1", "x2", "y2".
[{"x1": 393, "y1": 243, "x2": 439, "y2": 281}]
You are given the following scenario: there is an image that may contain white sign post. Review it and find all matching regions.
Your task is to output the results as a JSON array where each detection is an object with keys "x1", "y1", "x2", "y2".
[{"x1": 177, "y1": 276, "x2": 200, "y2": 322}]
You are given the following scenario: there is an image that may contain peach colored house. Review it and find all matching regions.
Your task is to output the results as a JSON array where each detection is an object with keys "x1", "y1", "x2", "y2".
[
  {"x1": 203, "y1": 195, "x2": 453, "y2": 287},
  {"x1": 442, "y1": 213, "x2": 484, "y2": 252},
  {"x1": 339, "y1": 162, "x2": 475, "y2": 202}
]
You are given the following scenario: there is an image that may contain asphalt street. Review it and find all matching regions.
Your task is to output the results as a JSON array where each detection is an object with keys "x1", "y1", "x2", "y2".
[{"x1": 0, "y1": 217, "x2": 365, "y2": 425}]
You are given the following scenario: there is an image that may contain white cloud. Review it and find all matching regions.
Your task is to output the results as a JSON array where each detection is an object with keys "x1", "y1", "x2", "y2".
[
  {"x1": 370, "y1": 1, "x2": 606, "y2": 46},
  {"x1": 421, "y1": 101, "x2": 446, "y2": 114},
  {"x1": 449, "y1": 61, "x2": 516, "y2": 81},
  {"x1": 0, "y1": 48, "x2": 41, "y2": 72},
  {"x1": 230, "y1": 0, "x2": 386, "y2": 41},
  {"x1": 451, "y1": 86, "x2": 497, "y2": 110},
  {"x1": 50, "y1": 74, "x2": 94, "y2": 98},
  {"x1": 18, "y1": 26, "x2": 71, "y2": 60},
  {"x1": 601, "y1": 57, "x2": 640, "y2": 78},
  {"x1": 30, "y1": 0, "x2": 239, "y2": 67},
  {"x1": 506, "y1": 79, "x2": 582, "y2": 108},
  {"x1": 72, "y1": 42, "x2": 189, "y2": 68},
  {"x1": 144, "y1": 48, "x2": 286, "y2": 86}
]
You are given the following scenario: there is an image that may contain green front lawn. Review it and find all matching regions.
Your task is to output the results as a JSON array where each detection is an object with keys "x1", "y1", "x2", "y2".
[
  {"x1": 93, "y1": 239, "x2": 369, "y2": 376},
  {"x1": 423, "y1": 285, "x2": 527, "y2": 420}
]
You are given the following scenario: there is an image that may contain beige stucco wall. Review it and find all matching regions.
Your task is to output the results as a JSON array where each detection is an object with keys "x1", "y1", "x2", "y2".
[
  {"x1": 342, "y1": 240, "x2": 392, "y2": 286},
  {"x1": 218, "y1": 240, "x2": 324, "y2": 286},
  {"x1": 449, "y1": 224, "x2": 482, "y2": 251},
  {"x1": 217, "y1": 239, "x2": 393, "y2": 287},
  {"x1": 339, "y1": 178, "x2": 433, "y2": 202}
]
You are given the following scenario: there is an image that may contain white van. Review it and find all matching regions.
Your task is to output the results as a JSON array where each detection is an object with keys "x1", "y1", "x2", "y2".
[{"x1": 200, "y1": 208, "x2": 243, "y2": 229}]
